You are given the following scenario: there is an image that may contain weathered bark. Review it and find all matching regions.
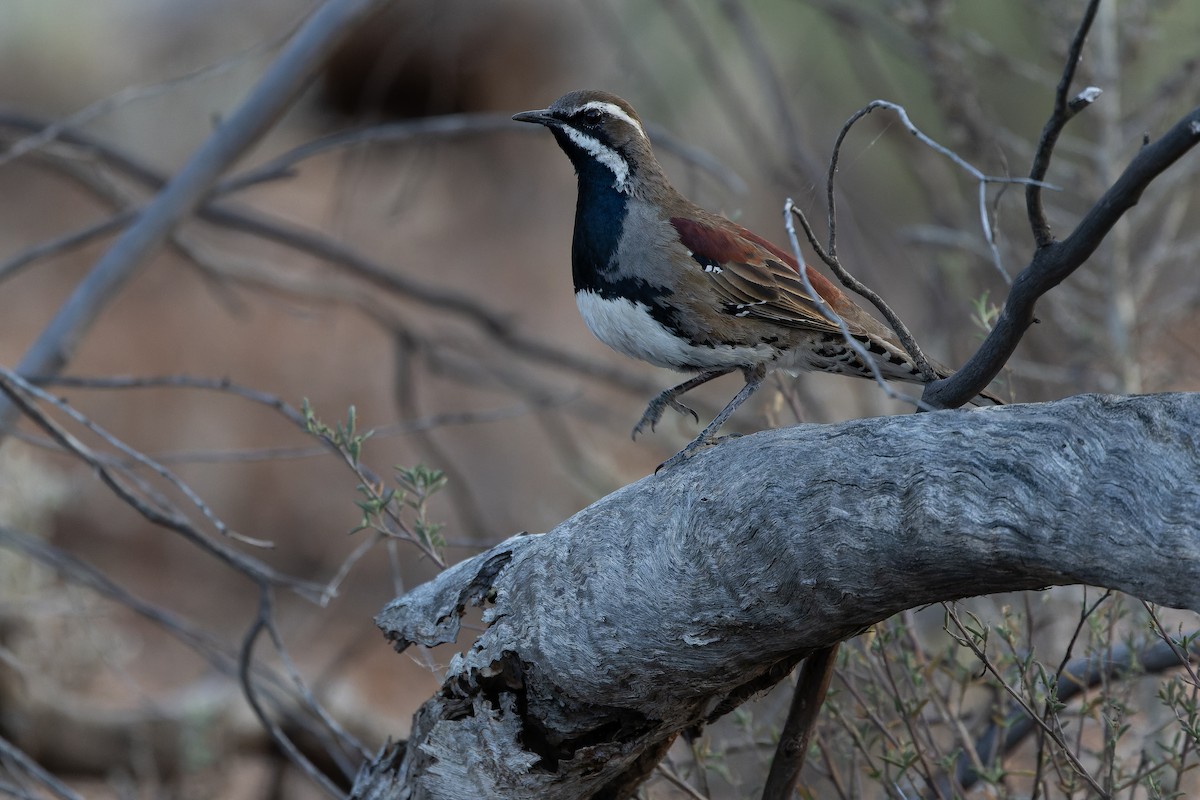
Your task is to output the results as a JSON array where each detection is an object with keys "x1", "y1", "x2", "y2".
[{"x1": 354, "y1": 393, "x2": 1200, "y2": 799}]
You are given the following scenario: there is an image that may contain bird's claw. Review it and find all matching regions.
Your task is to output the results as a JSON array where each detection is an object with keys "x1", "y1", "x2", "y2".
[{"x1": 631, "y1": 396, "x2": 698, "y2": 440}]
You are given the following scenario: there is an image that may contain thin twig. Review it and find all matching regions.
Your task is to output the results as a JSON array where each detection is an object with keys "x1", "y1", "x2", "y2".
[
  {"x1": 18, "y1": 372, "x2": 489, "y2": 569},
  {"x1": 262, "y1": 598, "x2": 371, "y2": 777},
  {"x1": 26, "y1": 375, "x2": 561, "y2": 464},
  {"x1": 945, "y1": 604, "x2": 1110, "y2": 798},
  {"x1": 239, "y1": 588, "x2": 346, "y2": 799},
  {"x1": 2, "y1": 368, "x2": 270, "y2": 546},
  {"x1": 0, "y1": 524, "x2": 236, "y2": 675},
  {"x1": 0, "y1": 30, "x2": 289, "y2": 170},
  {"x1": 829, "y1": 100, "x2": 1056, "y2": 284},
  {"x1": 799, "y1": 96, "x2": 1061, "y2": 387},
  {"x1": 0, "y1": 371, "x2": 325, "y2": 602},
  {"x1": 1027, "y1": 0, "x2": 1104, "y2": 247},
  {"x1": 0, "y1": 0, "x2": 391, "y2": 437},
  {"x1": 0, "y1": 733, "x2": 86, "y2": 800},
  {"x1": 788, "y1": 202, "x2": 936, "y2": 381},
  {"x1": 654, "y1": 763, "x2": 710, "y2": 800},
  {"x1": 784, "y1": 199, "x2": 933, "y2": 412},
  {"x1": 0, "y1": 212, "x2": 132, "y2": 284},
  {"x1": 1141, "y1": 601, "x2": 1200, "y2": 688}
]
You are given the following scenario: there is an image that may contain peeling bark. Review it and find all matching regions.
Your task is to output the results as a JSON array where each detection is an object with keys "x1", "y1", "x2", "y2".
[{"x1": 354, "y1": 393, "x2": 1200, "y2": 799}]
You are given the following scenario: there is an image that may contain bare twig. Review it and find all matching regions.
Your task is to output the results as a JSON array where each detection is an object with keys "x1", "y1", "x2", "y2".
[
  {"x1": 0, "y1": 524, "x2": 237, "y2": 676},
  {"x1": 0, "y1": 370, "x2": 325, "y2": 601},
  {"x1": 263, "y1": 595, "x2": 371, "y2": 778},
  {"x1": 0, "y1": 30, "x2": 288, "y2": 170},
  {"x1": 0, "y1": 732, "x2": 85, "y2": 800},
  {"x1": 828, "y1": 100, "x2": 1055, "y2": 284},
  {"x1": 788, "y1": 201, "x2": 936, "y2": 382},
  {"x1": 784, "y1": 198, "x2": 933, "y2": 411},
  {"x1": 922, "y1": 103, "x2": 1200, "y2": 409},
  {"x1": 1141, "y1": 602, "x2": 1200, "y2": 688},
  {"x1": 1027, "y1": 0, "x2": 1104, "y2": 247},
  {"x1": 654, "y1": 763, "x2": 710, "y2": 800},
  {"x1": 0, "y1": 0, "x2": 391, "y2": 437},
  {"x1": 1, "y1": 368, "x2": 269, "y2": 547},
  {"x1": 0, "y1": 522, "x2": 372, "y2": 784},
  {"x1": 0, "y1": 212, "x2": 132, "y2": 284},
  {"x1": 239, "y1": 588, "x2": 347, "y2": 799},
  {"x1": 945, "y1": 605, "x2": 1109, "y2": 798},
  {"x1": 27, "y1": 374, "x2": 561, "y2": 464},
  {"x1": 795, "y1": 96, "x2": 1063, "y2": 395}
]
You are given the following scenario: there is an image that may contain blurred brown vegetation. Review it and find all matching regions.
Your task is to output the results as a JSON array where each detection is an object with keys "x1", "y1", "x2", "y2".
[{"x1": 0, "y1": 0, "x2": 1198, "y2": 797}]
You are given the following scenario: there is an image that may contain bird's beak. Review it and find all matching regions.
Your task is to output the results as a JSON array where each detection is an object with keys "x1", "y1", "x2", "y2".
[{"x1": 512, "y1": 108, "x2": 555, "y2": 126}]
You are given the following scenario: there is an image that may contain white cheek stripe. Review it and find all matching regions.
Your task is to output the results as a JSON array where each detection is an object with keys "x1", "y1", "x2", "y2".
[
  {"x1": 580, "y1": 101, "x2": 648, "y2": 140},
  {"x1": 563, "y1": 127, "x2": 629, "y2": 189}
]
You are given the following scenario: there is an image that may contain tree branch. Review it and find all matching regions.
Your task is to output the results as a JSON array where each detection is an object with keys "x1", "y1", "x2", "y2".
[
  {"x1": 357, "y1": 392, "x2": 1200, "y2": 799},
  {"x1": 1026, "y1": 0, "x2": 1103, "y2": 246},
  {"x1": 0, "y1": 0, "x2": 390, "y2": 436},
  {"x1": 761, "y1": 643, "x2": 840, "y2": 800},
  {"x1": 922, "y1": 104, "x2": 1200, "y2": 409}
]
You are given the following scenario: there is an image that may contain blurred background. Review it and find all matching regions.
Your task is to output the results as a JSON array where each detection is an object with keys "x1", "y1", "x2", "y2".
[{"x1": 0, "y1": 0, "x2": 1198, "y2": 797}]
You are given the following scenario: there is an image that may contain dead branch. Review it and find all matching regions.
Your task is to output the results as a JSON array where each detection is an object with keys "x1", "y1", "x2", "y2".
[
  {"x1": 357, "y1": 393, "x2": 1200, "y2": 799},
  {"x1": 0, "y1": 0, "x2": 392, "y2": 435}
]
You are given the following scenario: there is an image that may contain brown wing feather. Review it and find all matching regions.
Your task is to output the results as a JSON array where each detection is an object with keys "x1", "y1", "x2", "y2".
[
  {"x1": 668, "y1": 217, "x2": 1006, "y2": 404},
  {"x1": 710, "y1": 260, "x2": 838, "y2": 333},
  {"x1": 671, "y1": 216, "x2": 877, "y2": 336}
]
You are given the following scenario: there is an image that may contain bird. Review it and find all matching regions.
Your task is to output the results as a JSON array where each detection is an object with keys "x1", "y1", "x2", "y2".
[{"x1": 513, "y1": 89, "x2": 1001, "y2": 470}]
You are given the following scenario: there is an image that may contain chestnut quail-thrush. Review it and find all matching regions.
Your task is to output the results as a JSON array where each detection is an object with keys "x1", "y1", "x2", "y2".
[{"x1": 514, "y1": 89, "x2": 1001, "y2": 470}]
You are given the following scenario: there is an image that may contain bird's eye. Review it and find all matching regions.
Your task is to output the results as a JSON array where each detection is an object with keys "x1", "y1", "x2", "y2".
[{"x1": 581, "y1": 108, "x2": 603, "y2": 124}]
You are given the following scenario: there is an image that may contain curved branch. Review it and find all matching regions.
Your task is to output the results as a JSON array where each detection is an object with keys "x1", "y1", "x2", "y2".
[
  {"x1": 357, "y1": 393, "x2": 1200, "y2": 799},
  {"x1": 923, "y1": 105, "x2": 1200, "y2": 409}
]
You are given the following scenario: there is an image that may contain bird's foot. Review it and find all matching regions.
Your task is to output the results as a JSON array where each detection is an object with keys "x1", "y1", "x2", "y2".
[{"x1": 631, "y1": 395, "x2": 698, "y2": 440}]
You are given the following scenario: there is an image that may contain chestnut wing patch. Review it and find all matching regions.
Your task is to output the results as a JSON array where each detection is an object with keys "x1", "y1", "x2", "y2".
[{"x1": 671, "y1": 217, "x2": 848, "y2": 334}]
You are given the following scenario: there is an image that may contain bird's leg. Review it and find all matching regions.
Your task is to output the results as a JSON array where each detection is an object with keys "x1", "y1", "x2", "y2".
[
  {"x1": 656, "y1": 364, "x2": 767, "y2": 472},
  {"x1": 632, "y1": 367, "x2": 735, "y2": 440}
]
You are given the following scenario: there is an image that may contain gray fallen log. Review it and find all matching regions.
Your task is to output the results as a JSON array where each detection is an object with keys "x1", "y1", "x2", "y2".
[{"x1": 354, "y1": 392, "x2": 1200, "y2": 799}]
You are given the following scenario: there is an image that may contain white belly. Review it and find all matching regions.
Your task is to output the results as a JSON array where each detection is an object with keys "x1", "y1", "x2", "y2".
[{"x1": 575, "y1": 290, "x2": 777, "y2": 371}]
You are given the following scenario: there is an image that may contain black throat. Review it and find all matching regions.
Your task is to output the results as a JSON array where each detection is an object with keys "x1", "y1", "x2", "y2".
[
  {"x1": 549, "y1": 128, "x2": 681, "y2": 331},
  {"x1": 550, "y1": 129, "x2": 629, "y2": 295},
  {"x1": 551, "y1": 128, "x2": 670, "y2": 312}
]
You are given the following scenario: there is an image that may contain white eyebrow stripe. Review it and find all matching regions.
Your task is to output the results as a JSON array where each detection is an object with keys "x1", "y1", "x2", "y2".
[
  {"x1": 580, "y1": 101, "x2": 648, "y2": 140},
  {"x1": 562, "y1": 127, "x2": 630, "y2": 190}
]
